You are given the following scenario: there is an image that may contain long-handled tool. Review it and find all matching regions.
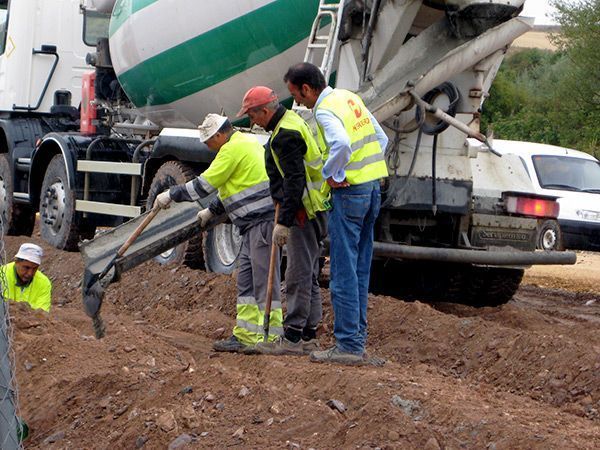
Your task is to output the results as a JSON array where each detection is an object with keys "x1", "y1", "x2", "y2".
[
  {"x1": 82, "y1": 205, "x2": 161, "y2": 339},
  {"x1": 263, "y1": 203, "x2": 280, "y2": 343}
]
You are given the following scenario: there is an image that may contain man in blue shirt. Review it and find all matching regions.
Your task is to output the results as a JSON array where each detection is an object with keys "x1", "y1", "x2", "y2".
[{"x1": 284, "y1": 62, "x2": 388, "y2": 365}]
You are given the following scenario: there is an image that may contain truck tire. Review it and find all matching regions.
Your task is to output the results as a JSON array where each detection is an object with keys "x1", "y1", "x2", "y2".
[
  {"x1": 39, "y1": 155, "x2": 94, "y2": 250},
  {"x1": 202, "y1": 223, "x2": 242, "y2": 274},
  {"x1": 466, "y1": 267, "x2": 524, "y2": 307},
  {"x1": 146, "y1": 161, "x2": 204, "y2": 269},
  {"x1": 537, "y1": 219, "x2": 562, "y2": 251},
  {"x1": 0, "y1": 154, "x2": 35, "y2": 236}
]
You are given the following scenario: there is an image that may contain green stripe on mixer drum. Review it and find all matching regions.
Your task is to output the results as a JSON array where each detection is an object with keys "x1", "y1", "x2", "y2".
[
  {"x1": 116, "y1": 0, "x2": 319, "y2": 107},
  {"x1": 110, "y1": 0, "x2": 160, "y2": 36}
]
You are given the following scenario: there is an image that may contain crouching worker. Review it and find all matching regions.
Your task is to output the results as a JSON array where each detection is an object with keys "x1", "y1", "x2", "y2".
[
  {"x1": 1, "y1": 243, "x2": 52, "y2": 312},
  {"x1": 154, "y1": 114, "x2": 283, "y2": 353},
  {"x1": 237, "y1": 86, "x2": 329, "y2": 356}
]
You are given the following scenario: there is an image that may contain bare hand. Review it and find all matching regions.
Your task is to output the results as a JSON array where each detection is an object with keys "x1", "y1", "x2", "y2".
[{"x1": 326, "y1": 177, "x2": 350, "y2": 189}]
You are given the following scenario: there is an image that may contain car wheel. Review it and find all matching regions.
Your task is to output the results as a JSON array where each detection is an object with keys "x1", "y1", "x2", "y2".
[{"x1": 537, "y1": 219, "x2": 562, "y2": 251}]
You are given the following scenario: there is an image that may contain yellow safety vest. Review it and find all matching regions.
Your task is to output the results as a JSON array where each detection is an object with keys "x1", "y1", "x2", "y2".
[
  {"x1": 199, "y1": 131, "x2": 273, "y2": 226},
  {"x1": 199, "y1": 131, "x2": 283, "y2": 345},
  {"x1": 315, "y1": 89, "x2": 388, "y2": 185},
  {"x1": 270, "y1": 109, "x2": 329, "y2": 219},
  {"x1": 1, "y1": 262, "x2": 52, "y2": 312}
]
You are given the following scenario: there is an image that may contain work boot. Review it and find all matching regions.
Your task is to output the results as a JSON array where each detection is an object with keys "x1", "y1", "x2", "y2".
[
  {"x1": 362, "y1": 351, "x2": 386, "y2": 367},
  {"x1": 301, "y1": 338, "x2": 320, "y2": 353},
  {"x1": 255, "y1": 336, "x2": 304, "y2": 356},
  {"x1": 309, "y1": 346, "x2": 365, "y2": 366},
  {"x1": 212, "y1": 335, "x2": 256, "y2": 354}
]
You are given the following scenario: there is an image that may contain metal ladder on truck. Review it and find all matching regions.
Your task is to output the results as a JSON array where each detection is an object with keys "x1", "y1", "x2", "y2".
[{"x1": 293, "y1": 0, "x2": 345, "y2": 114}]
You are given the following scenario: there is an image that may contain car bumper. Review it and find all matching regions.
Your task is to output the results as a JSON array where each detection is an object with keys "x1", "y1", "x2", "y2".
[{"x1": 559, "y1": 219, "x2": 600, "y2": 250}]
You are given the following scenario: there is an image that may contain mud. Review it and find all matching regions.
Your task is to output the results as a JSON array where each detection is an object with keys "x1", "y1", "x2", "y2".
[{"x1": 5, "y1": 233, "x2": 599, "y2": 449}]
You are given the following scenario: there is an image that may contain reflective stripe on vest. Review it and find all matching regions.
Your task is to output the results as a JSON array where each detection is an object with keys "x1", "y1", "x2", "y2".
[
  {"x1": 270, "y1": 109, "x2": 329, "y2": 218},
  {"x1": 233, "y1": 297, "x2": 283, "y2": 345},
  {"x1": 201, "y1": 131, "x2": 273, "y2": 225},
  {"x1": 316, "y1": 89, "x2": 388, "y2": 185}
]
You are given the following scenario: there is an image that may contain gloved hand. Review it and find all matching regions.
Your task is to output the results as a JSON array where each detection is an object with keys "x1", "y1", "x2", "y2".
[
  {"x1": 197, "y1": 208, "x2": 214, "y2": 227},
  {"x1": 272, "y1": 223, "x2": 290, "y2": 247},
  {"x1": 154, "y1": 190, "x2": 172, "y2": 209}
]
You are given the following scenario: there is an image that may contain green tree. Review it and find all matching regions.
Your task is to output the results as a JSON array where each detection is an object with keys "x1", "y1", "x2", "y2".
[{"x1": 482, "y1": 1, "x2": 600, "y2": 157}]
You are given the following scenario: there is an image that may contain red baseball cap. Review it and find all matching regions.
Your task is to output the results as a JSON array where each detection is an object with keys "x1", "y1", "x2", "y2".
[{"x1": 237, "y1": 86, "x2": 278, "y2": 117}]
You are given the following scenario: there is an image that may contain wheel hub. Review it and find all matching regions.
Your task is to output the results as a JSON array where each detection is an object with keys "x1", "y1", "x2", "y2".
[
  {"x1": 0, "y1": 175, "x2": 7, "y2": 220},
  {"x1": 41, "y1": 180, "x2": 66, "y2": 235},
  {"x1": 214, "y1": 224, "x2": 242, "y2": 266},
  {"x1": 541, "y1": 228, "x2": 557, "y2": 250}
]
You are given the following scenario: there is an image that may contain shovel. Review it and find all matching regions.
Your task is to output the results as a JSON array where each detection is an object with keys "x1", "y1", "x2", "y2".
[
  {"x1": 263, "y1": 203, "x2": 280, "y2": 342},
  {"x1": 82, "y1": 205, "x2": 161, "y2": 339}
]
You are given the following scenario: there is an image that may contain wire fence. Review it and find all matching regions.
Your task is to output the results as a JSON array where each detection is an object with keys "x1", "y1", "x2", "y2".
[{"x1": 0, "y1": 218, "x2": 24, "y2": 449}]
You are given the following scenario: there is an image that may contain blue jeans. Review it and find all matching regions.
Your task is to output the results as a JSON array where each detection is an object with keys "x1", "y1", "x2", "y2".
[{"x1": 328, "y1": 180, "x2": 381, "y2": 354}]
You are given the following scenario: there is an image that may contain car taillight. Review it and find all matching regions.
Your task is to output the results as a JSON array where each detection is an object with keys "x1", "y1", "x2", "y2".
[{"x1": 505, "y1": 196, "x2": 559, "y2": 218}]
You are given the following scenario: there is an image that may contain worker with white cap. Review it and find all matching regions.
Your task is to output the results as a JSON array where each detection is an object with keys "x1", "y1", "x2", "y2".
[
  {"x1": 154, "y1": 114, "x2": 283, "y2": 353},
  {"x1": 0, "y1": 243, "x2": 52, "y2": 312}
]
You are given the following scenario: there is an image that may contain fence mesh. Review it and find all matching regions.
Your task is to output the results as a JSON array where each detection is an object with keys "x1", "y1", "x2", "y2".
[{"x1": 0, "y1": 219, "x2": 24, "y2": 449}]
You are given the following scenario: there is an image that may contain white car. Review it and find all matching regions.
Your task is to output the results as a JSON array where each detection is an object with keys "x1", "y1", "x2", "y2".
[{"x1": 492, "y1": 140, "x2": 600, "y2": 251}]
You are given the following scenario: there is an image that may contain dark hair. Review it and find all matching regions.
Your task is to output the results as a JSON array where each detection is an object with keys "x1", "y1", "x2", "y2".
[
  {"x1": 284, "y1": 62, "x2": 326, "y2": 91},
  {"x1": 218, "y1": 119, "x2": 233, "y2": 134}
]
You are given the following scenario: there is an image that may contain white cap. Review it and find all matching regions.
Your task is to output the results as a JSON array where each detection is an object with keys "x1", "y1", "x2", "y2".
[
  {"x1": 15, "y1": 243, "x2": 43, "y2": 265},
  {"x1": 198, "y1": 114, "x2": 228, "y2": 142}
]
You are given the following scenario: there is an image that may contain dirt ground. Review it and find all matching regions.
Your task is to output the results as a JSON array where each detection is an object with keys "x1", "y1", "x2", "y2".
[{"x1": 5, "y1": 231, "x2": 599, "y2": 449}]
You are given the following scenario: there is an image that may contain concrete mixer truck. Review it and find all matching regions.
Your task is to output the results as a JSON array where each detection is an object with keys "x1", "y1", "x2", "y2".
[{"x1": 0, "y1": 0, "x2": 575, "y2": 306}]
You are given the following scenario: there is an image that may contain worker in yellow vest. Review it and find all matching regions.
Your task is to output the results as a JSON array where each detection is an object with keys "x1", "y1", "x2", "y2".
[
  {"x1": 237, "y1": 86, "x2": 329, "y2": 355},
  {"x1": 1, "y1": 243, "x2": 51, "y2": 312},
  {"x1": 154, "y1": 114, "x2": 283, "y2": 352},
  {"x1": 285, "y1": 62, "x2": 388, "y2": 365}
]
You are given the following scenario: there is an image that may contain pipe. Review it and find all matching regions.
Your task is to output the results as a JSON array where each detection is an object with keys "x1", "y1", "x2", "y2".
[{"x1": 372, "y1": 241, "x2": 577, "y2": 266}]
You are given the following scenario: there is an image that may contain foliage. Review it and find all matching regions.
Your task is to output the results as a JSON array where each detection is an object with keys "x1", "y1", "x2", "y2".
[{"x1": 481, "y1": 1, "x2": 600, "y2": 157}]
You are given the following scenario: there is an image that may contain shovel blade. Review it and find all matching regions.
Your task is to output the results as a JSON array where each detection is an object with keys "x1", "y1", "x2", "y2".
[{"x1": 81, "y1": 266, "x2": 116, "y2": 318}]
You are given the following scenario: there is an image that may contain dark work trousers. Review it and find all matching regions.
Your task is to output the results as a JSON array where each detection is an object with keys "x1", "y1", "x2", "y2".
[{"x1": 283, "y1": 218, "x2": 323, "y2": 335}]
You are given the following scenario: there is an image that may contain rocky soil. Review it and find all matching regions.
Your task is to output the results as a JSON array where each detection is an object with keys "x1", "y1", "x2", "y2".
[{"x1": 4, "y1": 232, "x2": 599, "y2": 449}]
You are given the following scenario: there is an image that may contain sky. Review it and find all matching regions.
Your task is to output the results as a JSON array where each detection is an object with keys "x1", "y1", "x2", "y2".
[{"x1": 521, "y1": 0, "x2": 559, "y2": 25}]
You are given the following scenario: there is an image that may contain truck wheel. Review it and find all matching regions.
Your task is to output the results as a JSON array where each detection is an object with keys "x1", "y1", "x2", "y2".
[
  {"x1": 146, "y1": 161, "x2": 204, "y2": 269},
  {"x1": 466, "y1": 267, "x2": 524, "y2": 307},
  {"x1": 39, "y1": 155, "x2": 91, "y2": 250},
  {"x1": 0, "y1": 155, "x2": 35, "y2": 236},
  {"x1": 537, "y1": 220, "x2": 562, "y2": 251},
  {"x1": 202, "y1": 223, "x2": 242, "y2": 274}
]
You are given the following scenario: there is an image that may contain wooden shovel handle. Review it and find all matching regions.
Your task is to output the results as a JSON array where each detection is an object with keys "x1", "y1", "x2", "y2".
[
  {"x1": 263, "y1": 203, "x2": 280, "y2": 341},
  {"x1": 116, "y1": 205, "x2": 161, "y2": 257}
]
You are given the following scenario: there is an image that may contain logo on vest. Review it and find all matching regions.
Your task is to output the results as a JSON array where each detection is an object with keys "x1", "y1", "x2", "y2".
[{"x1": 347, "y1": 99, "x2": 362, "y2": 119}]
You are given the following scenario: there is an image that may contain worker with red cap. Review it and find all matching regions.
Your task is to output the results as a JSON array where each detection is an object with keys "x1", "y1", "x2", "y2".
[{"x1": 237, "y1": 86, "x2": 329, "y2": 356}]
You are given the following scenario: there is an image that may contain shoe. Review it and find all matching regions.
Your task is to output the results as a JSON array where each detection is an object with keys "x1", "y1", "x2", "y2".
[
  {"x1": 213, "y1": 335, "x2": 256, "y2": 354},
  {"x1": 301, "y1": 338, "x2": 320, "y2": 353},
  {"x1": 255, "y1": 336, "x2": 305, "y2": 356},
  {"x1": 309, "y1": 346, "x2": 365, "y2": 366},
  {"x1": 362, "y1": 351, "x2": 386, "y2": 367}
]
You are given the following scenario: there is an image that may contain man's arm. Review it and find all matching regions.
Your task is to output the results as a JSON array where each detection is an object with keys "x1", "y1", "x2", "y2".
[
  {"x1": 270, "y1": 129, "x2": 307, "y2": 227},
  {"x1": 316, "y1": 109, "x2": 352, "y2": 183},
  {"x1": 368, "y1": 110, "x2": 389, "y2": 151},
  {"x1": 170, "y1": 147, "x2": 237, "y2": 202}
]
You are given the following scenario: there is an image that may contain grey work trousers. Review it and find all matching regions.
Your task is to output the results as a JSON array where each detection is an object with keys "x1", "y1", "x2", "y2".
[
  {"x1": 284, "y1": 219, "x2": 322, "y2": 333},
  {"x1": 234, "y1": 220, "x2": 282, "y2": 344}
]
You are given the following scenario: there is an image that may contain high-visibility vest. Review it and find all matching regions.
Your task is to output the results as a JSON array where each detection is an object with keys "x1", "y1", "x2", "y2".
[
  {"x1": 200, "y1": 132, "x2": 282, "y2": 344},
  {"x1": 270, "y1": 109, "x2": 329, "y2": 218},
  {"x1": 234, "y1": 293, "x2": 283, "y2": 345},
  {"x1": 315, "y1": 89, "x2": 388, "y2": 185},
  {"x1": 1, "y1": 262, "x2": 52, "y2": 312},
  {"x1": 199, "y1": 131, "x2": 272, "y2": 227}
]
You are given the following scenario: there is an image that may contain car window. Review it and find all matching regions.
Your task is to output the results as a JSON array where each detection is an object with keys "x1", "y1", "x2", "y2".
[{"x1": 532, "y1": 155, "x2": 600, "y2": 191}]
